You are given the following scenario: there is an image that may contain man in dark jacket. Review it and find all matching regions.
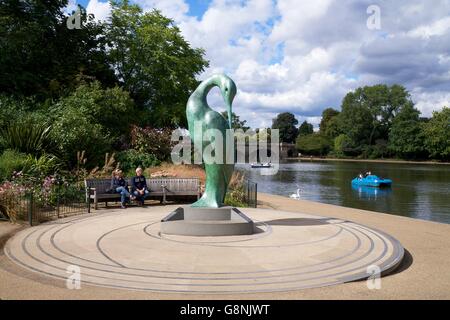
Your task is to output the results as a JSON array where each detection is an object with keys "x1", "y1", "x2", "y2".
[
  {"x1": 111, "y1": 169, "x2": 135, "y2": 209},
  {"x1": 132, "y1": 167, "x2": 149, "y2": 206}
]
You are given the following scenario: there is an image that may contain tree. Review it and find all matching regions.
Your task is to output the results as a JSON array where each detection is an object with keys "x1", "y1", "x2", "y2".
[
  {"x1": 1, "y1": 81, "x2": 136, "y2": 165},
  {"x1": 333, "y1": 134, "x2": 352, "y2": 157},
  {"x1": 388, "y1": 103, "x2": 425, "y2": 159},
  {"x1": 298, "y1": 121, "x2": 314, "y2": 136},
  {"x1": 272, "y1": 112, "x2": 298, "y2": 143},
  {"x1": 336, "y1": 95, "x2": 372, "y2": 154},
  {"x1": 337, "y1": 84, "x2": 413, "y2": 156},
  {"x1": 51, "y1": 104, "x2": 113, "y2": 167},
  {"x1": 54, "y1": 81, "x2": 137, "y2": 147},
  {"x1": 319, "y1": 108, "x2": 340, "y2": 138},
  {"x1": 296, "y1": 133, "x2": 330, "y2": 156},
  {"x1": 0, "y1": 1, "x2": 115, "y2": 99},
  {"x1": 220, "y1": 111, "x2": 250, "y2": 130},
  {"x1": 422, "y1": 107, "x2": 450, "y2": 160},
  {"x1": 105, "y1": 0, "x2": 209, "y2": 128}
]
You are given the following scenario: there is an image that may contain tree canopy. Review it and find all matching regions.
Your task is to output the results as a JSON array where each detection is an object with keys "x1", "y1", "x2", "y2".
[
  {"x1": 296, "y1": 133, "x2": 330, "y2": 156},
  {"x1": 388, "y1": 103, "x2": 424, "y2": 159},
  {"x1": 284, "y1": 84, "x2": 449, "y2": 161},
  {"x1": 331, "y1": 84, "x2": 416, "y2": 157},
  {"x1": 422, "y1": 107, "x2": 450, "y2": 160},
  {"x1": 319, "y1": 108, "x2": 340, "y2": 138},
  {"x1": 298, "y1": 121, "x2": 314, "y2": 136},
  {"x1": 271, "y1": 112, "x2": 299, "y2": 143},
  {"x1": 0, "y1": 0, "x2": 208, "y2": 128},
  {"x1": 106, "y1": 0, "x2": 209, "y2": 128},
  {"x1": 0, "y1": 0, "x2": 210, "y2": 171},
  {"x1": 221, "y1": 111, "x2": 250, "y2": 130},
  {"x1": 0, "y1": 0, "x2": 115, "y2": 99}
]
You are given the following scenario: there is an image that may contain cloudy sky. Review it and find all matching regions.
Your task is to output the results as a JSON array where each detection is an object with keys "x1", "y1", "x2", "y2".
[{"x1": 72, "y1": 0, "x2": 450, "y2": 128}]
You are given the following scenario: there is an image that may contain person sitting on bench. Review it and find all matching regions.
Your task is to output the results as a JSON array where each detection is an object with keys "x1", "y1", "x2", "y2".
[
  {"x1": 111, "y1": 169, "x2": 135, "y2": 209},
  {"x1": 132, "y1": 167, "x2": 149, "y2": 206}
]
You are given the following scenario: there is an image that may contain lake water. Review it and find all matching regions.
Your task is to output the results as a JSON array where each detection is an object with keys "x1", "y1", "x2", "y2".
[{"x1": 237, "y1": 160, "x2": 450, "y2": 224}]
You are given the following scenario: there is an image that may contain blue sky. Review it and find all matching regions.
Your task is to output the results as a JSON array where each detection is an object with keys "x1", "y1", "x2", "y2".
[
  {"x1": 78, "y1": 0, "x2": 212, "y2": 17},
  {"x1": 71, "y1": 0, "x2": 450, "y2": 128}
]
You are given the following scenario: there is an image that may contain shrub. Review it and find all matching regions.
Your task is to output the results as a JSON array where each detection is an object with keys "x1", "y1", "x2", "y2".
[
  {"x1": 57, "y1": 82, "x2": 137, "y2": 145},
  {"x1": 130, "y1": 126, "x2": 174, "y2": 161},
  {"x1": 363, "y1": 139, "x2": 389, "y2": 159},
  {"x1": 0, "y1": 180, "x2": 29, "y2": 222},
  {"x1": 296, "y1": 133, "x2": 331, "y2": 156},
  {"x1": 0, "y1": 95, "x2": 35, "y2": 129},
  {"x1": 52, "y1": 107, "x2": 112, "y2": 167},
  {"x1": 224, "y1": 171, "x2": 247, "y2": 207},
  {"x1": 0, "y1": 150, "x2": 28, "y2": 181},
  {"x1": 23, "y1": 154, "x2": 62, "y2": 179},
  {"x1": 116, "y1": 150, "x2": 160, "y2": 174},
  {"x1": 87, "y1": 153, "x2": 119, "y2": 179}
]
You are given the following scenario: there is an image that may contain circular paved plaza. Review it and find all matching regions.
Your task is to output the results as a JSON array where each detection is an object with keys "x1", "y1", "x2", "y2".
[{"x1": 4, "y1": 205, "x2": 404, "y2": 294}]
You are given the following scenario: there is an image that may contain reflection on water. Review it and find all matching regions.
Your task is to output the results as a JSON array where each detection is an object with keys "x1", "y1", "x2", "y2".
[
  {"x1": 351, "y1": 185, "x2": 392, "y2": 200},
  {"x1": 237, "y1": 160, "x2": 450, "y2": 224}
]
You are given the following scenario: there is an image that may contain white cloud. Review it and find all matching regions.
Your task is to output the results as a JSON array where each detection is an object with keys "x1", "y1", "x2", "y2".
[
  {"x1": 179, "y1": 0, "x2": 275, "y2": 74},
  {"x1": 412, "y1": 89, "x2": 450, "y2": 117},
  {"x1": 269, "y1": 0, "x2": 334, "y2": 45},
  {"x1": 86, "y1": 0, "x2": 111, "y2": 21},
  {"x1": 407, "y1": 16, "x2": 450, "y2": 39},
  {"x1": 139, "y1": 0, "x2": 189, "y2": 21},
  {"x1": 83, "y1": 0, "x2": 450, "y2": 128}
]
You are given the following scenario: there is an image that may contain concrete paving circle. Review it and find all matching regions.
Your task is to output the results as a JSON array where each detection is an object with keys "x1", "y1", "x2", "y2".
[{"x1": 4, "y1": 206, "x2": 404, "y2": 294}]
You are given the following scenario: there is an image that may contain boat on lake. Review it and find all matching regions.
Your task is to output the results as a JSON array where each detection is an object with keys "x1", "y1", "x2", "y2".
[
  {"x1": 351, "y1": 174, "x2": 392, "y2": 187},
  {"x1": 251, "y1": 162, "x2": 272, "y2": 168}
]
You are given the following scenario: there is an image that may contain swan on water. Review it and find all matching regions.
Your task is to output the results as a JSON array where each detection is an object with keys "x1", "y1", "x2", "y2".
[{"x1": 290, "y1": 188, "x2": 301, "y2": 199}]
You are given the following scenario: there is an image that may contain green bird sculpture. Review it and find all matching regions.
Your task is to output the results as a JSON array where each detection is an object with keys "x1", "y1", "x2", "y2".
[{"x1": 186, "y1": 74, "x2": 237, "y2": 207}]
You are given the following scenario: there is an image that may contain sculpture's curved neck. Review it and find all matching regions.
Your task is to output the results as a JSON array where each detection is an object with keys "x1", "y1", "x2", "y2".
[
  {"x1": 194, "y1": 74, "x2": 221, "y2": 104},
  {"x1": 189, "y1": 74, "x2": 232, "y2": 129}
]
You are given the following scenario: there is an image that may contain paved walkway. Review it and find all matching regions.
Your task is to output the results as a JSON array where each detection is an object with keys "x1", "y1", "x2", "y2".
[
  {"x1": 0, "y1": 222, "x2": 25, "y2": 249},
  {"x1": 1, "y1": 195, "x2": 449, "y2": 299},
  {"x1": 3, "y1": 207, "x2": 403, "y2": 294}
]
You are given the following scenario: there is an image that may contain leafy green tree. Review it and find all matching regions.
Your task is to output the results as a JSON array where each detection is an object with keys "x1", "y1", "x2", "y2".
[
  {"x1": 388, "y1": 103, "x2": 425, "y2": 159},
  {"x1": 105, "y1": 0, "x2": 209, "y2": 127},
  {"x1": 336, "y1": 96, "x2": 372, "y2": 154},
  {"x1": 52, "y1": 106, "x2": 112, "y2": 167},
  {"x1": 319, "y1": 108, "x2": 340, "y2": 138},
  {"x1": 296, "y1": 133, "x2": 330, "y2": 156},
  {"x1": 272, "y1": 112, "x2": 298, "y2": 143},
  {"x1": 337, "y1": 84, "x2": 413, "y2": 156},
  {"x1": 0, "y1": 95, "x2": 36, "y2": 131},
  {"x1": 116, "y1": 150, "x2": 160, "y2": 174},
  {"x1": 333, "y1": 134, "x2": 352, "y2": 157},
  {"x1": 298, "y1": 121, "x2": 314, "y2": 136},
  {"x1": 0, "y1": 1, "x2": 114, "y2": 99},
  {"x1": 365, "y1": 139, "x2": 389, "y2": 159},
  {"x1": 54, "y1": 81, "x2": 137, "y2": 147},
  {"x1": 221, "y1": 111, "x2": 250, "y2": 130},
  {"x1": 422, "y1": 107, "x2": 450, "y2": 160}
]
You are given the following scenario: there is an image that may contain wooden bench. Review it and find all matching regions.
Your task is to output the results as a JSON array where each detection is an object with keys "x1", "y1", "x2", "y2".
[{"x1": 85, "y1": 178, "x2": 201, "y2": 212}]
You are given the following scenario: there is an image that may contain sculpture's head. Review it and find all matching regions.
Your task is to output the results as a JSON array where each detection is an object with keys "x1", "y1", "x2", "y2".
[{"x1": 218, "y1": 74, "x2": 237, "y2": 129}]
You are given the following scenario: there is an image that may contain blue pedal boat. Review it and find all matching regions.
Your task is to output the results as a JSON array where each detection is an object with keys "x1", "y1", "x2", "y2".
[{"x1": 351, "y1": 175, "x2": 392, "y2": 188}]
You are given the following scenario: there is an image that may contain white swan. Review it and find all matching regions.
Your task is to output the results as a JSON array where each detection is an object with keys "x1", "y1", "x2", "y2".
[{"x1": 290, "y1": 188, "x2": 301, "y2": 199}]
